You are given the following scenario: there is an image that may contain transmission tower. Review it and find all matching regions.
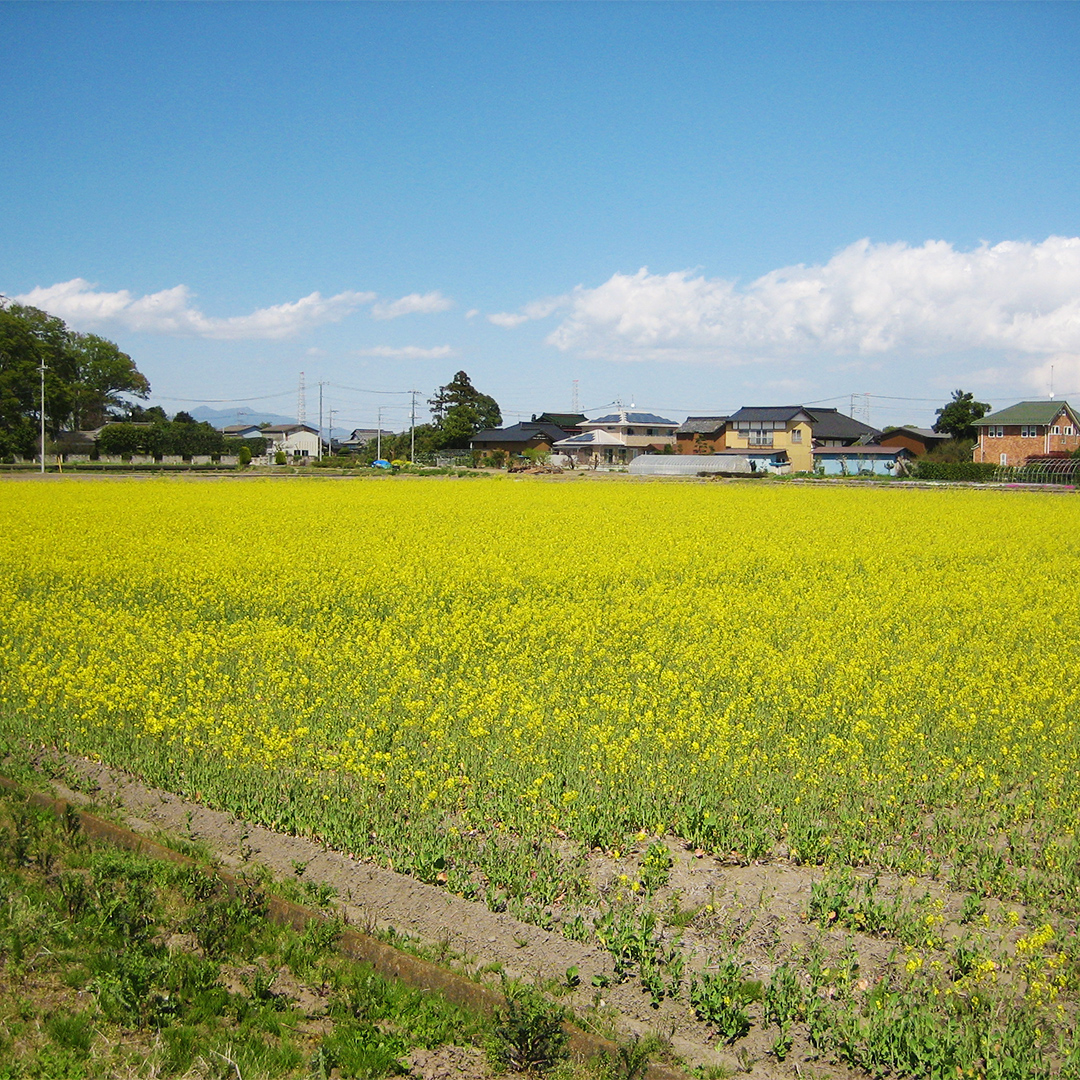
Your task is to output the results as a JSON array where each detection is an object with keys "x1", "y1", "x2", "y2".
[
  {"x1": 850, "y1": 392, "x2": 871, "y2": 425},
  {"x1": 297, "y1": 372, "x2": 307, "y2": 425}
]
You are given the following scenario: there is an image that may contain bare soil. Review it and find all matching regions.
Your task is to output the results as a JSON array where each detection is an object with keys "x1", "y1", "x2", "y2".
[{"x1": 34, "y1": 755, "x2": 953, "y2": 1080}]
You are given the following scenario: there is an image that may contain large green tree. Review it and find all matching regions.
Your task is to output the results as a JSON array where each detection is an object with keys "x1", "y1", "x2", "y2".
[
  {"x1": 0, "y1": 299, "x2": 150, "y2": 456},
  {"x1": 933, "y1": 389, "x2": 990, "y2": 441},
  {"x1": 66, "y1": 331, "x2": 150, "y2": 429},
  {"x1": 0, "y1": 302, "x2": 70, "y2": 458},
  {"x1": 428, "y1": 371, "x2": 502, "y2": 449}
]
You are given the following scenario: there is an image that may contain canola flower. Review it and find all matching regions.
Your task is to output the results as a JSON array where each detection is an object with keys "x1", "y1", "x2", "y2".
[{"x1": 1, "y1": 476, "x2": 1079, "y2": 913}]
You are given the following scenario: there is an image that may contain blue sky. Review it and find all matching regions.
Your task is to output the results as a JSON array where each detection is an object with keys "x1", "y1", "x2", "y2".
[{"x1": 3, "y1": 2, "x2": 1079, "y2": 432}]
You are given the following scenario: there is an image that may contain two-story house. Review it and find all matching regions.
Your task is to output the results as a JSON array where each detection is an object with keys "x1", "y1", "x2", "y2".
[
  {"x1": 973, "y1": 401, "x2": 1080, "y2": 465},
  {"x1": 675, "y1": 417, "x2": 728, "y2": 454},
  {"x1": 724, "y1": 406, "x2": 816, "y2": 472},
  {"x1": 262, "y1": 423, "x2": 322, "y2": 459},
  {"x1": 553, "y1": 409, "x2": 678, "y2": 466}
]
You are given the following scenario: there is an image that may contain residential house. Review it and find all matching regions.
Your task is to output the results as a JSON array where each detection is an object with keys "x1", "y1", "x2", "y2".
[
  {"x1": 471, "y1": 421, "x2": 572, "y2": 455},
  {"x1": 221, "y1": 423, "x2": 264, "y2": 440},
  {"x1": 553, "y1": 409, "x2": 678, "y2": 466},
  {"x1": 675, "y1": 417, "x2": 728, "y2": 455},
  {"x1": 262, "y1": 423, "x2": 321, "y2": 459},
  {"x1": 973, "y1": 401, "x2": 1080, "y2": 465},
  {"x1": 877, "y1": 426, "x2": 951, "y2": 457},
  {"x1": 808, "y1": 408, "x2": 880, "y2": 447},
  {"x1": 340, "y1": 428, "x2": 380, "y2": 451},
  {"x1": 724, "y1": 406, "x2": 816, "y2": 472}
]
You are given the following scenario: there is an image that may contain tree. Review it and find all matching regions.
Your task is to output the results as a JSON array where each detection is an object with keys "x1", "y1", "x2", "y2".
[
  {"x1": 125, "y1": 404, "x2": 168, "y2": 423},
  {"x1": 428, "y1": 371, "x2": 502, "y2": 450},
  {"x1": 0, "y1": 298, "x2": 151, "y2": 456},
  {"x1": 0, "y1": 302, "x2": 71, "y2": 458},
  {"x1": 933, "y1": 389, "x2": 990, "y2": 441},
  {"x1": 66, "y1": 332, "x2": 149, "y2": 429}
]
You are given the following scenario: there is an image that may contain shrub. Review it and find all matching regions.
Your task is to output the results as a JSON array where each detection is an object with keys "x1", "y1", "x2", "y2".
[
  {"x1": 912, "y1": 461, "x2": 998, "y2": 482},
  {"x1": 274, "y1": 450, "x2": 287, "y2": 465},
  {"x1": 237, "y1": 445, "x2": 252, "y2": 466}
]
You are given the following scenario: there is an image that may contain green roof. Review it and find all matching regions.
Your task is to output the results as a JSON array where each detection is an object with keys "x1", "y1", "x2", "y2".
[{"x1": 975, "y1": 400, "x2": 1078, "y2": 426}]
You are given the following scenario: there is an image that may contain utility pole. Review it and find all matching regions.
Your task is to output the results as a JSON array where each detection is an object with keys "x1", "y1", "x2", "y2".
[
  {"x1": 328, "y1": 408, "x2": 336, "y2": 457},
  {"x1": 410, "y1": 389, "x2": 417, "y2": 461},
  {"x1": 317, "y1": 381, "x2": 328, "y2": 461},
  {"x1": 376, "y1": 406, "x2": 383, "y2": 461},
  {"x1": 297, "y1": 371, "x2": 307, "y2": 425},
  {"x1": 39, "y1": 360, "x2": 46, "y2": 474}
]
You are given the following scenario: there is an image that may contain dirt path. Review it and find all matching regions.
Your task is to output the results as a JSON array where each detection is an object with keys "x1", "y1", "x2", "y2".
[{"x1": 38, "y1": 755, "x2": 866, "y2": 1080}]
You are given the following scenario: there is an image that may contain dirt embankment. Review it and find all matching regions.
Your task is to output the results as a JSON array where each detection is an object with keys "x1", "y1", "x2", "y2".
[{"x1": 32, "y1": 756, "x2": 882, "y2": 1080}]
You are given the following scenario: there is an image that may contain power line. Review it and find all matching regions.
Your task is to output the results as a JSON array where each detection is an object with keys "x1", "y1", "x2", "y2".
[
  {"x1": 150, "y1": 390, "x2": 294, "y2": 403},
  {"x1": 328, "y1": 382, "x2": 412, "y2": 396}
]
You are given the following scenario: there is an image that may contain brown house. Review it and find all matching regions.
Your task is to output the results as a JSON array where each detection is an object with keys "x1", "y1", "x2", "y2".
[
  {"x1": 675, "y1": 417, "x2": 728, "y2": 454},
  {"x1": 973, "y1": 401, "x2": 1080, "y2": 466},
  {"x1": 878, "y1": 426, "x2": 952, "y2": 457},
  {"x1": 471, "y1": 421, "x2": 572, "y2": 455}
]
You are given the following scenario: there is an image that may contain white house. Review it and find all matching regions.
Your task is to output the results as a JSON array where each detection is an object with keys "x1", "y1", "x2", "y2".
[
  {"x1": 262, "y1": 424, "x2": 321, "y2": 459},
  {"x1": 553, "y1": 409, "x2": 678, "y2": 466}
]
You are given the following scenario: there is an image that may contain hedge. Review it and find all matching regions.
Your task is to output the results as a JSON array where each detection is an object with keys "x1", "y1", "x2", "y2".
[{"x1": 911, "y1": 461, "x2": 998, "y2": 482}]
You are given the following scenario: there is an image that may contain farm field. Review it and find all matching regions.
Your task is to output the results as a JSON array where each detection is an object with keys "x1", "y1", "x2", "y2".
[{"x1": 2, "y1": 475, "x2": 1080, "y2": 1077}]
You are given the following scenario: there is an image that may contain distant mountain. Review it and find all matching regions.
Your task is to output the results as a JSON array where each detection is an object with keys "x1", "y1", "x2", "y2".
[
  {"x1": 190, "y1": 406, "x2": 297, "y2": 429},
  {"x1": 188, "y1": 407, "x2": 352, "y2": 441}
]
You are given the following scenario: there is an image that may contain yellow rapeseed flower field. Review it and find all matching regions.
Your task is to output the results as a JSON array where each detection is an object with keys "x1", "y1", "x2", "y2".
[{"x1": 2, "y1": 476, "x2": 1079, "y2": 912}]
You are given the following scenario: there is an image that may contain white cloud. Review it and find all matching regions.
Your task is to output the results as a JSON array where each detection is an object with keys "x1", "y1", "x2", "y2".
[
  {"x1": 546, "y1": 238, "x2": 1080, "y2": 369},
  {"x1": 488, "y1": 295, "x2": 568, "y2": 329},
  {"x1": 13, "y1": 279, "x2": 376, "y2": 340},
  {"x1": 465, "y1": 308, "x2": 480, "y2": 319},
  {"x1": 371, "y1": 291, "x2": 452, "y2": 320},
  {"x1": 355, "y1": 345, "x2": 454, "y2": 360},
  {"x1": 487, "y1": 312, "x2": 531, "y2": 329}
]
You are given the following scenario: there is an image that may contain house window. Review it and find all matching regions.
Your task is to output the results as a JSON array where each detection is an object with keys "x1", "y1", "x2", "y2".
[
  {"x1": 1052, "y1": 426, "x2": 1060, "y2": 435},
  {"x1": 1000, "y1": 452, "x2": 1008, "y2": 465},
  {"x1": 749, "y1": 430, "x2": 774, "y2": 447},
  {"x1": 791, "y1": 429, "x2": 802, "y2": 443},
  {"x1": 997, "y1": 427, "x2": 1004, "y2": 437},
  {"x1": 626, "y1": 428, "x2": 635, "y2": 435},
  {"x1": 1021, "y1": 426, "x2": 1040, "y2": 438},
  {"x1": 1067, "y1": 427, "x2": 1076, "y2": 436}
]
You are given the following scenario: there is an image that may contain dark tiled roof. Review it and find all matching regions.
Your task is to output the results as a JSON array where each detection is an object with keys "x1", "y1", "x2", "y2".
[
  {"x1": 471, "y1": 422, "x2": 567, "y2": 443},
  {"x1": 262, "y1": 424, "x2": 318, "y2": 435},
  {"x1": 806, "y1": 408, "x2": 881, "y2": 442},
  {"x1": 882, "y1": 426, "x2": 945, "y2": 440},
  {"x1": 975, "y1": 401, "x2": 1078, "y2": 426},
  {"x1": 532, "y1": 412, "x2": 587, "y2": 428},
  {"x1": 676, "y1": 416, "x2": 728, "y2": 434}
]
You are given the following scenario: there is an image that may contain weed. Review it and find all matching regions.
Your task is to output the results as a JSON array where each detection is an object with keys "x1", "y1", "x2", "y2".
[
  {"x1": 491, "y1": 983, "x2": 568, "y2": 1073},
  {"x1": 638, "y1": 843, "x2": 673, "y2": 896},
  {"x1": 762, "y1": 964, "x2": 803, "y2": 1027},
  {"x1": 688, "y1": 961, "x2": 760, "y2": 1044}
]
